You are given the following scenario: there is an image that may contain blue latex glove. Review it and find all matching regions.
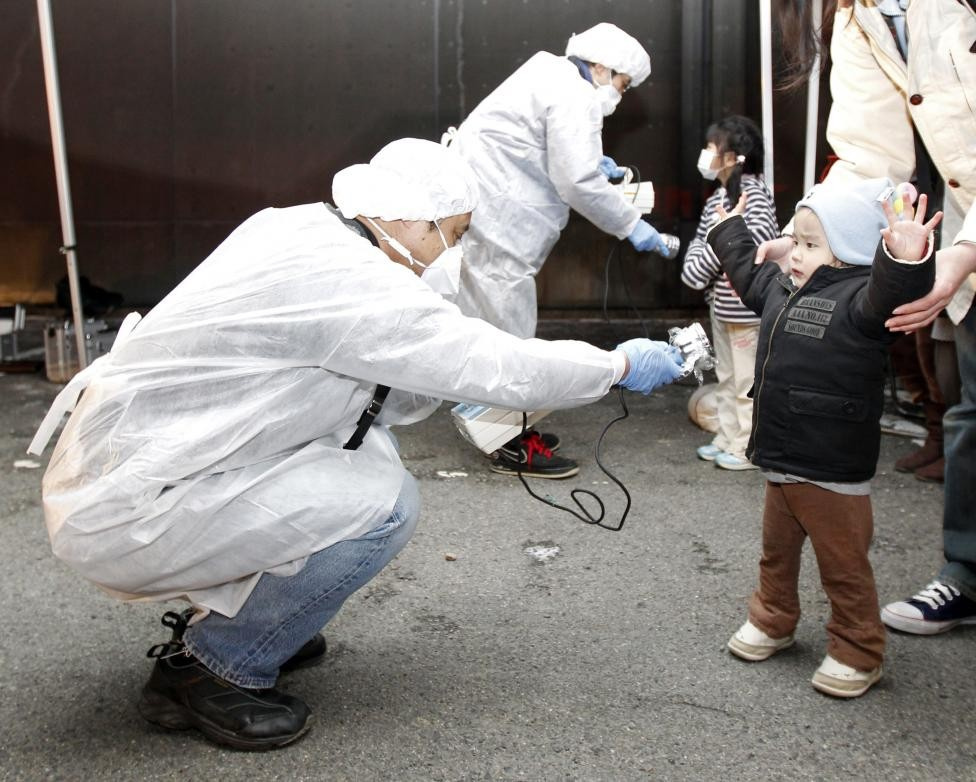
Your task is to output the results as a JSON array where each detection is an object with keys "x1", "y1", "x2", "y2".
[
  {"x1": 598, "y1": 155, "x2": 628, "y2": 180},
  {"x1": 616, "y1": 339, "x2": 684, "y2": 395},
  {"x1": 628, "y1": 219, "x2": 673, "y2": 257}
]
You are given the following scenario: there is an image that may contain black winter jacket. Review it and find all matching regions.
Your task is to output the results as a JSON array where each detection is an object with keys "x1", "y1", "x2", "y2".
[{"x1": 707, "y1": 215, "x2": 935, "y2": 483}]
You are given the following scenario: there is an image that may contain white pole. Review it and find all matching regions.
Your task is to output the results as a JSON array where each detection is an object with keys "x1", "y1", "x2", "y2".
[
  {"x1": 37, "y1": 0, "x2": 87, "y2": 370},
  {"x1": 759, "y1": 0, "x2": 774, "y2": 195},
  {"x1": 803, "y1": 0, "x2": 823, "y2": 193}
]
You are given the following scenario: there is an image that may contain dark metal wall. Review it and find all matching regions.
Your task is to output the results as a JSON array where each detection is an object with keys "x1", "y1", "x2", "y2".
[{"x1": 1, "y1": 0, "x2": 829, "y2": 311}]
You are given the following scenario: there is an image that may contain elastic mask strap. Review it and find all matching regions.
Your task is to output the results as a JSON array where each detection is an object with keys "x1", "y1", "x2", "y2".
[
  {"x1": 434, "y1": 220, "x2": 450, "y2": 252},
  {"x1": 365, "y1": 218, "x2": 427, "y2": 269}
]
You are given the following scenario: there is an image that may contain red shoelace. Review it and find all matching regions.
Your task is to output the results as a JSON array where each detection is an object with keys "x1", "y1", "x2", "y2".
[{"x1": 522, "y1": 432, "x2": 552, "y2": 467}]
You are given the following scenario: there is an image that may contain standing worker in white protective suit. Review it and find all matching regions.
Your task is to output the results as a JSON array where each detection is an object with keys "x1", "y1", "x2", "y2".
[
  {"x1": 29, "y1": 139, "x2": 684, "y2": 751},
  {"x1": 446, "y1": 22, "x2": 680, "y2": 479}
]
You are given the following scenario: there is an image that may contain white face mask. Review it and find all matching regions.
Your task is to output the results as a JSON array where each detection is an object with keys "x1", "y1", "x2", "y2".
[
  {"x1": 420, "y1": 222, "x2": 463, "y2": 298},
  {"x1": 696, "y1": 148, "x2": 719, "y2": 181},
  {"x1": 366, "y1": 217, "x2": 462, "y2": 298},
  {"x1": 595, "y1": 77, "x2": 622, "y2": 117}
]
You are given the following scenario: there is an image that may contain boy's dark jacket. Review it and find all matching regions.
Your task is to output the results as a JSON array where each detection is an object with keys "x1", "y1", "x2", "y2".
[{"x1": 707, "y1": 215, "x2": 935, "y2": 483}]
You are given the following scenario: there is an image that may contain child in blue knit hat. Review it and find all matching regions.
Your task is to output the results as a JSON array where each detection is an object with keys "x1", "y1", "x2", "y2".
[{"x1": 706, "y1": 178, "x2": 942, "y2": 698}]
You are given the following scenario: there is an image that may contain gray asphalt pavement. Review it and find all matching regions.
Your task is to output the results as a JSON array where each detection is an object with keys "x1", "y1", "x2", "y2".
[{"x1": 1, "y1": 368, "x2": 972, "y2": 781}]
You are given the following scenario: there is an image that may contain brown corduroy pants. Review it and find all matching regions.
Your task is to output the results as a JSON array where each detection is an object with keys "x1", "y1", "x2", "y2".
[{"x1": 747, "y1": 481, "x2": 886, "y2": 671}]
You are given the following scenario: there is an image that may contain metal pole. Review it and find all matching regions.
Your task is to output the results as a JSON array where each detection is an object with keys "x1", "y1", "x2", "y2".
[
  {"x1": 37, "y1": 0, "x2": 87, "y2": 370},
  {"x1": 803, "y1": 0, "x2": 823, "y2": 193},
  {"x1": 759, "y1": 0, "x2": 774, "y2": 194}
]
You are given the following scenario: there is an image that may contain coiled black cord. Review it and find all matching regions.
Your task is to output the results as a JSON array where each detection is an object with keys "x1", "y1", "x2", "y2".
[
  {"x1": 509, "y1": 163, "x2": 658, "y2": 532},
  {"x1": 517, "y1": 166, "x2": 650, "y2": 532},
  {"x1": 513, "y1": 390, "x2": 632, "y2": 531}
]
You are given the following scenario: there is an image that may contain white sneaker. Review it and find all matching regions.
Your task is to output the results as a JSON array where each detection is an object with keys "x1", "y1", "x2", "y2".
[
  {"x1": 811, "y1": 654, "x2": 882, "y2": 698},
  {"x1": 727, "y1": 620, "x2": 795, "y2": 661},
  {"x1": 715, "y1": 452, "x2": 758, "y2": 471},
  {"x1": 696, "y1": 443, "x2": 723, "y2": 461}
]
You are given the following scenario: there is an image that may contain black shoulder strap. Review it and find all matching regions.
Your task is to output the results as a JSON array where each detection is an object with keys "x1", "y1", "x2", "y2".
[
  {"x1": 343, "y1": 385, "x2": 391, "y2": 450},
  {"x1": 327, "y1": 203, "x2": 390, "y2": 451}
]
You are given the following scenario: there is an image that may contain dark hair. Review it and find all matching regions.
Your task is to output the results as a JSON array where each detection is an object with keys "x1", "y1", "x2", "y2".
[
  {"x1": 705, "y1": 115, "x2": 765, "y2": 204},
  {"x1": 775, "y1": 0, "x2": 840, "y2": 92}
]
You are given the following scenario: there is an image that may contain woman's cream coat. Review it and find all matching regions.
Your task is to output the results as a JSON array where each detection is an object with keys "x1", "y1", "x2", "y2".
[{"x1": 825, "y1": 0, "x2": 976, "y2": 322}]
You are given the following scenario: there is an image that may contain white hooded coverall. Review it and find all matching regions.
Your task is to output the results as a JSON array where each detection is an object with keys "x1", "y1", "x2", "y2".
[
  {"x1": 35, "y1": 204, "x2": 620, "y2": 617},
  {"x1": 451, "y1": 52, "x2": 643, "y2": 338}
]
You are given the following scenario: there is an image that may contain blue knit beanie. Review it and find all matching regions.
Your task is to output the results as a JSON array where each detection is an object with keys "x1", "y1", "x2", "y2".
[{"x1": 796, "y1": 177, "x2": 893, "y2": 266}]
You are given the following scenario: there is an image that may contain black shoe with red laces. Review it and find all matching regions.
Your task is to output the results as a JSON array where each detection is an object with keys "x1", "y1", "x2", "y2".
[
  {"x1": 490, "y1": 431, "x2": 578, "y2": 479},
  {"x1": 503, "y1": 429, "x2": 560, "y2": 452}
]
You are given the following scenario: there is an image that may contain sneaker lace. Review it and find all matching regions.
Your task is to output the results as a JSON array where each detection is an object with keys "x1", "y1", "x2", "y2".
[
  {"x1": 146, "y1": 640, "x2": 192, "y2": 660},
  {"x1": 912, "y1": 581, "x2": 960, "y2": 609},
  {"x1": 522, "y1": 432, "x2": 552, "y2": 467},
  {"x1": 145, "y1": 610, "x2": 195, "y2": 659}
]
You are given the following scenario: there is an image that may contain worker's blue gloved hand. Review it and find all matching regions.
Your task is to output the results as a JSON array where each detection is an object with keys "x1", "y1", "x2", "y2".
[
  {"x1": 616, "y1": 339, "x2": 684, "y2": 394},
  {"x1": 628, "y1": 219, "x2": 678, "y2": 258},
  {"x1": 599, "y1": 155, "x2": 628, "y2": 180}
]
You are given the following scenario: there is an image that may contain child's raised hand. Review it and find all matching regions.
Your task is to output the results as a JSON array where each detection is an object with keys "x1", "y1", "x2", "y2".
[
  {"x1": 714, "y1": 192, "x2": 747, "y2": 224},
  {"x1": 881, "y1": 192, "x2": 943, "y2": 262}
]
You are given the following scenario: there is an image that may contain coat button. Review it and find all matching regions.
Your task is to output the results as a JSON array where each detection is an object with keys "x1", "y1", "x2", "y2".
[
  {"x1": 909, "y1": 93, "x2": 923, "y2": 105},
  {"x1": 948, "y1": 178, "x2": 960, "y2": 188},
  {"x1": 842, "y1": 401, "x2": 856, "y2": 415}
]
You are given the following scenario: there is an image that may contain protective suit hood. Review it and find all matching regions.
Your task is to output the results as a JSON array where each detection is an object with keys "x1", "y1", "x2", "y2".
[
  {"x1": 565, "y1": 23, "x2": 651, "y2": 86},
  {"x1": 333, "y1": 138, "x2": 479, "y2": 222}
]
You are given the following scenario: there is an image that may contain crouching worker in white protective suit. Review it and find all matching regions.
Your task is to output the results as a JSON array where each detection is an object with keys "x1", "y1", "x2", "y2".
[
  {"x1": 444, "y1": 22, "x2": 680, "y2": 479},
  {"x1": 28, "y1": 138, "x2": 684, "y2": 751}
]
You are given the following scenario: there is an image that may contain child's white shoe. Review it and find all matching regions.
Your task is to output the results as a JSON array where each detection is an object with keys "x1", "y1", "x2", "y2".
[
  {"x1": 811, "y1": 654, "x2": 882, "y2": 698},
  {"x1": 727, "y1": 620, "x2": 794, "y2": 661}
]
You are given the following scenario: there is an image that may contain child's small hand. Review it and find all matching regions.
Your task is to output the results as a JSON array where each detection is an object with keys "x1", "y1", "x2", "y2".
[
  {"x1": 714, "y1": 192, "x2": 747, "y2": 223},
  {"x1": 881, "y1": 193, "x2": 943, "y2": 262}
]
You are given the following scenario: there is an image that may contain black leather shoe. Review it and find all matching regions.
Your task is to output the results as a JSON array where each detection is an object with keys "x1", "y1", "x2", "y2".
[
  {"x1": 280, "y1": 633, "x2": 327, "y2": 672},
  {"x1": 160, "y1": 610, "x2": 327, "y2": 674},
  {"x1": 139, "y1": 643, "x2": 311, "y2": 750}
]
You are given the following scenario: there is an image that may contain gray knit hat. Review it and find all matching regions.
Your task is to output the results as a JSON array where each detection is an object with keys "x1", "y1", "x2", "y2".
[{"x1": 796, "y1": 177, "x2": 893, "y2": 266}]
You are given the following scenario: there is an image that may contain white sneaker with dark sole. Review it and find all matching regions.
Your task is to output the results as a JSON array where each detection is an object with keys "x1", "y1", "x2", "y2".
[
  {"x1": 811, "y1": 654, "x2": 882, "y2": 698},
  {"x1": 727, "y1": 620, "x2": 795, "y2": 661}
]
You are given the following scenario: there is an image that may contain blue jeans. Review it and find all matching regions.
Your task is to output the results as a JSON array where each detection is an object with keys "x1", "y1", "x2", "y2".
[
  {"x1": 183, "y1": 473, "x2": 420, "y2": 688},
  {"x1": 941, "y1": 304, "x2": 976, "y2": 600}
]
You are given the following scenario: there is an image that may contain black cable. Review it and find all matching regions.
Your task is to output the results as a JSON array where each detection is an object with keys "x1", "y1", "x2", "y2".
[
  {"x1": 603, "y1": 164, "x2": 652, "y2": 339},
  {"x1": 508, "y1": 161, "x2": 656, "y2": 532},
  {"x1": 513, "y1": 390, "x2": 632, "y2": 531}
]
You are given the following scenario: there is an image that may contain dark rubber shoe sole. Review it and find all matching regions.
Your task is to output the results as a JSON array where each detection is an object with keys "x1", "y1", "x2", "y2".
[
  {"x1": 138, "y1": 688, "x2": 312, "y2": 751},
  {"x1": 279, "y1": 633, "x2": 327, "y2": 674},
  {"x1": 488, "y1": 462, "x2": 580, "y2": 479}
]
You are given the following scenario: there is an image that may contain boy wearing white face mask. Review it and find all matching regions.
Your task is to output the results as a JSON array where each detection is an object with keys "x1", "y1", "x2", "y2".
[{"x1": 681, "y1": 115, "x2": 779, "y2": 470}]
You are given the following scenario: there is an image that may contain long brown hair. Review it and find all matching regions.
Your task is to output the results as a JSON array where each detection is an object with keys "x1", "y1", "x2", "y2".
[{"x1": 775, "y1": 0, "x2": 842, "y2": 91}]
